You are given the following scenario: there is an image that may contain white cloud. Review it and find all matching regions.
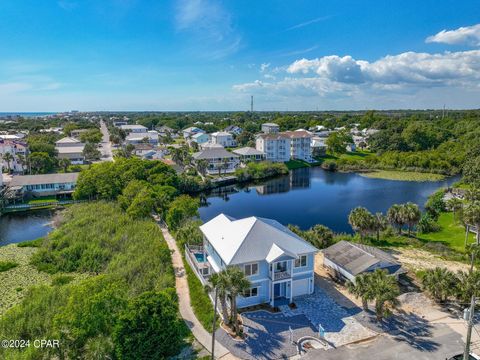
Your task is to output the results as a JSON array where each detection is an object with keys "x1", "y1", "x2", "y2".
[
  {"x1": 260, "y1": 63, "x2": 270, "y2": 72},
  {"x1": 426, "y1": 24, "x2": 480, "y2": 46},
  {"x1": 286, "y1": 50, "x2": 480, "y2": 86},
  {"x1": 233, "y1": 50, "x2": 480, "y2": 109},
  {"x1": 0, "y1": 82, "x2": 33, "y2": 95},
  {"x1": 175, "y1": 0, "x2": 241, "y2": 58}
]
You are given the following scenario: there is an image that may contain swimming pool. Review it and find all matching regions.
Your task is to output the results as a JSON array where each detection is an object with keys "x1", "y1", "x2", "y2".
[{"x1": 194, "y1": 252, "x2": 206, "y2": 263}]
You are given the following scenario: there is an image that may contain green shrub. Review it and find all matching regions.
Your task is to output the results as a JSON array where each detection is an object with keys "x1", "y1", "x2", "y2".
[
  {"x1": 17, "y1": 237, "x2": 43, "y2": 248},
  {"x1": 321, "y1": 159, "x2": 337, "y2": 171},
  {"x1": 235, "y1": 161, "x2": 288, "y2": 182},
  {"x1": 52, "y1": 275, "x2": 75, "y2": 286},
  {"x1": 113, "y1": 289, "x2": 187, "y2": 360},
  {"x1": 0, "y1": 261, "x2": 18, "y2": 272}
]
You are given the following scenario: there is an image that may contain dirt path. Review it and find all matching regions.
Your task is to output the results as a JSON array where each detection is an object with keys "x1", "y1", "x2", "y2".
[
  {"x1": 392, "y1": 247, "x2": 469, "y2": 273},
  {"x1": 159, "y1": 224, "x2": 237, "y2": 360}
]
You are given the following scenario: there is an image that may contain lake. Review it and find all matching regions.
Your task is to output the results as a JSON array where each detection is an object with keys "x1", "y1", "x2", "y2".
[
  {"x1": 0, "y1": 210, "x2": 54, "y2": 246},
  {"x1": 199, "y1": 167, "x2": 459, "y2": 233}
]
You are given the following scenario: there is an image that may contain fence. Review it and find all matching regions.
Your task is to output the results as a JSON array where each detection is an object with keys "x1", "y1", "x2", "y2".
[{"x1": 3, "y1": 199, "x2": 87, "y2": 213}]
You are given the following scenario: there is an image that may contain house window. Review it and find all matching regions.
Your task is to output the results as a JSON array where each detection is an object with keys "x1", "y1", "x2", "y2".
[
  {"x1": 295, "y1": 255, "x2": 307, "y2": 268},
  {"x1": 244, "y1": 263, "x2": 259, "y2": 276},
  {"x1": 243, "y1": 287, "x2": 258, "y2": 297}
]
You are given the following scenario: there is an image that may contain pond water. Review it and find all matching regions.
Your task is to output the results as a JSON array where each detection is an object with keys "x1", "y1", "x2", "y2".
[
  {"x1": 199, "y1": 167, "x2": 459, "y2": 233},
  {"x1": 0, "y1": 210, "x2": 54, "y2": 246}
]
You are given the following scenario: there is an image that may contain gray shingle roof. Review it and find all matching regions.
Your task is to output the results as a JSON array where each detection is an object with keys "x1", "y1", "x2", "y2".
[
  {"x1": 323, "y1": 240, "x2": 401, "y2": 276},
  {"x1": 9, "y1": 173, "x2": 79, "y2": 186},
  {"x1": 232, "y1": 147, "x2": 265, "y2": 156},
  {"x1": 193, "y1": 148, "x2": 239, "y2": 160}
]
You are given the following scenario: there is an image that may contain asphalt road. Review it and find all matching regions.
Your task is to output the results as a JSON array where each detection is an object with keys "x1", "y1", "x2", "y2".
[
  {"x1": 99, "y1": 120, "x2": 113, "y2": 161},
  {"x1": 304, "y1": 323, "x2": 465, "y2": 360}
]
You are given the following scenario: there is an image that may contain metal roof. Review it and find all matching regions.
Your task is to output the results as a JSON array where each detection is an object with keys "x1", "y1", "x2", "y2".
[
  {"x1": 232, "y1": 147, "x2": 265, "y2": 156},
  {"x1": 192, "y1": 148, "x2": 239, "y2": 160},
  {"x1": 200, "y1": 213, "x2": 318, "y2": 265},
  {"x1": 9, "y1": 172, "x2": 79, "y2": 186},
  {"x1": 323, "y1": 240, "x2": 401, "y2": 276}
]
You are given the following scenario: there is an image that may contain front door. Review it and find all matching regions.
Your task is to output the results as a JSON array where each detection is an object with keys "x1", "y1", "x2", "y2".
[
  {"x1": 273, "y1": 284, "x2": 282, "y2": 299},
  {"x1": 274, "y1": 283, "x2": 284, "y2": 298}
]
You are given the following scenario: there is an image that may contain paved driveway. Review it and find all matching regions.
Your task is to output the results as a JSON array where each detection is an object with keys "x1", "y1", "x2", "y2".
[{"x1": 216, "y1": 286, "x2": 376, "y2": 359}]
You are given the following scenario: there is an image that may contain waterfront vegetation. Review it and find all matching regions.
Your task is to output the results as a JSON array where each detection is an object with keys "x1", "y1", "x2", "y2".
[
  {"x1": 0, "y1": 201, "x2": 191, "y2": 359},
  {"x1": 360, "y1": 170, "x2": 445, "y2": 182},
  {"x1": 236, "y1": 161, "x2": 289, "y2": 181},
  {"x1": 0, "y1": 260, "x2": 18, "y2": 272}
]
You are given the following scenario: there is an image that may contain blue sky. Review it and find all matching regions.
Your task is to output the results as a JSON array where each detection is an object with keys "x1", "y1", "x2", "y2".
[{"x1": 1, "y1": 0, "x2": 480, "y2": 111}]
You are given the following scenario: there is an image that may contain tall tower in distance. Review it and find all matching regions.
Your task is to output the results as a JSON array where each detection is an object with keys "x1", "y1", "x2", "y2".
[{"x1": 250, "y1": 95, "x2": 254, "y2": 112}]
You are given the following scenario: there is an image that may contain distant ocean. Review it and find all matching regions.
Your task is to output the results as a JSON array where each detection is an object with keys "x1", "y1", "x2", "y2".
[{"x1": 0, "y1": 112, "x2": 58, "y2": 118}]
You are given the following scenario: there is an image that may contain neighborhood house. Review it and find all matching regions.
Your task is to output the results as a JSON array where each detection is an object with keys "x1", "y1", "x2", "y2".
[
  {"x1": 55, "y1": 137, "x2": 85, "y2": 164},
  {"x1": 192, "y1": 148, "x2": 240, "y2": 175},
  {"x1": 323, "y1": 240, "x2": 404, "y2": 282},
  {"x1": 187, "y1": 214, "x2": 318, "y2": 308},
  {"x1": 7, "y1": 173, "x2": 79, "y2": 198},
  {"x1": 256, "y1": 130, "x2": 313, "y2": 162}
]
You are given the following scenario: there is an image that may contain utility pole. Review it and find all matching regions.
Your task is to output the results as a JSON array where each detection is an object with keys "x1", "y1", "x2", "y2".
[
  {"x1": 464, "y1": 295, "x2": 476, "y2": 360},
  {"x1": 211, "y1": 287, "x2": 218, "y2": 360}
]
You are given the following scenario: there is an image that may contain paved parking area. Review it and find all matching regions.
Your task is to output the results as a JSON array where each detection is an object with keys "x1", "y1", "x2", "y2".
[
  {"x1": 216, "y1": 312, "x2": 317, "y2": 359},
  {"x1": 216, "y1": 286, "x2": 377, "y2": 359}
]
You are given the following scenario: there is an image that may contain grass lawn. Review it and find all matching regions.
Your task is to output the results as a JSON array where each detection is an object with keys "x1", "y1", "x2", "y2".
[
  {"x1": 285, "y1": 159, "x2": 311, "y2": 170},
  {"x1": 417, "y1": 212, "x2": 469, "y2": 253},
  {"x1": 339, "y1": 150, "x2": 373, "y2": 161},
  {"x1": 27, "y1": 196, "x2": 58, "y2": 205},
  {"x1": 183, "y1": 259, "x2": 218, "y2": 333},
  {"x1": 315, "y1": 150, "x2": 374, "y2": 163},
  {"x1": 359, "y1": 170, "x2": 445, "y2": 182}
]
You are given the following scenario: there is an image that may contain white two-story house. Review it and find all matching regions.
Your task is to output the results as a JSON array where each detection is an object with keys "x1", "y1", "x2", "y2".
[
  {"x1": 186, "y1": 214, "x2": 318, "y2": 308},
  {"x1": 210, "y1": 131, "x2": 237, "y2": 148},
  {"x1": 192, "y1": 148, "x2": 240, "y2": 175}
]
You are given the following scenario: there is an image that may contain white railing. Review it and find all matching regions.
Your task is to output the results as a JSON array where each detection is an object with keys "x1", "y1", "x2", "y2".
[{"x1": 273, "y1": 271, "x2": 291, "y2": 281}]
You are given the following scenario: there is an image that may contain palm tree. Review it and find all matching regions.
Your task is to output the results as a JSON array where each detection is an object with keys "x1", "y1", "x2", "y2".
[
  {"x1": 369, "y1": 269, "x2": 400, "y2": 321},
  {"x1": 466, "y1": 244, "x2": 480, "y2": 273},
  {"x1": 446, "y1": 198, "x2": 463, "y2": 221},
  {"x1": 171, "y1": 148, "x2": 183, "y2": 166},
  {"x1": 59, "y1": 158, "x2": 71, "y2": 173},
  {"x1": 403, "y1": 202, "x2": 421, "y2": 236},
  {"x1": 463, "y1": 201, "x2": 480, "y2": 245},
  {"x1": 455, "y1": 270, "x2": 480, "y2": 304},
  {"x1": 387, "y1": 204, "x2": 406, "y2": 234},
  {"x1": 15, "y1": 154, "x2": 25, "y2": 174},
  {"x1": 346, "y1": 273, "x2": 373, "y2": 311},
  {"x1": 204, "y1": 271, "x2": 231, "y2": 323},
  {"x1": 196, "y1": 159, "x2": 208, "y2": 178},
  {"x1": 348, "y1": 207, "x2": 374, "y2": 241},
  {"x1": 222, "y1": 158, "x2": 230, "y2": 175},
  {"x1": 224, "y1": 267, "x2": 251, "y2": 334},
  {"x1": 372, "y1": 212, "x2": 388, "y2": 241},
  {"x1": 3, "y1": 152, "x2": 13, "y2": 173},
  {"x1": 421, "y1": 267, "x2": 456, "y2": 303}
]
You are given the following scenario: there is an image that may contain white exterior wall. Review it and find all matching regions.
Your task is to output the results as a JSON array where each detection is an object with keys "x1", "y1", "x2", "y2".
[
  {"x1": 290, "y1": 137, "x2": 313, "y2": 161},
  {"x1": 256, "y1": 137, "x2": 290, "y2": 162},
  {"x1": 323, "y1": 257, "x2": 356, "y2": 282},
  {"x1": 211, "y1": 133, "x2": 236, "y2": 147},
  {"x1": 0, "y1": 142, "x2": 28, "y2": 172}
]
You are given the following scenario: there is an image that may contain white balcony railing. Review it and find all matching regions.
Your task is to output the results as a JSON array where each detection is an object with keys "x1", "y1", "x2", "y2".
[{"x1": 273, "y1": 271, "x2": 291, "y2": 281}]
